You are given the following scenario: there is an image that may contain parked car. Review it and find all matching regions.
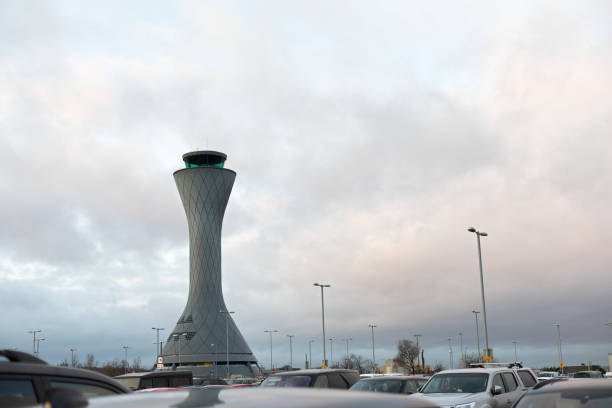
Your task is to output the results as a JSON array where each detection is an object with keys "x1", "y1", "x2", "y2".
[
  {"x1": 573, "y1": 371, "x2": 604, "y2": 379},
  {"x1": 536, "y1": 371, "x2": 559, "y2": 381},
  {"x1": 227, "y1": 377, "x2": 257, "y2": 387},
  {"x1": 113, "y1": 370, "x2": 192, "y2": 390},
  {"x1": 193, "y1": 377, "x2": 229, "y2": 386},
  {"x1": 0, "y1": 349, "x2": 130, "y2": 407},
  {"x1": 413, "y1": 367, "x2": 532, "y2": 408},
  {"x1": 349, "y1": 375, "x2": 428, "y2": 394},
  {"x1": 84, "y1": 386, "x2": 441, "y2": 408},
  {"x1": 260, "y1": 369, "x2": 359, "y2": 389},
  {"x1": 513, "y1": 377, "x2": 612, "y2": 407}
]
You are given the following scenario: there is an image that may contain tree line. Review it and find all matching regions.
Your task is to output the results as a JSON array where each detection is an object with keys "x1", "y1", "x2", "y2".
[{"x1": 58, "y1": 353, "x2": 147, "y2": 377}]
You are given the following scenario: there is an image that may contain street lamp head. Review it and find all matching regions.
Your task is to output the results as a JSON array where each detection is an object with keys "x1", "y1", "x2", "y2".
[
  {"x1": 468, "y1": 227, "x2": 476, "y2": 233},
  {"x1": 472, "y1": 310, "x2": 480, "y2": 314},
  {"x1": 480, "y1": 232, "x2": 488, "y2": 236}
]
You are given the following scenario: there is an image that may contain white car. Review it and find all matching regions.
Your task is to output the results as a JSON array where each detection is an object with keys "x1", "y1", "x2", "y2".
[
  {"x1": 536, "y1": 371, "x2": 558, "y2": 381},
  {"x1": 412, "y1": 366, "x2": 535, "y2": 408}
]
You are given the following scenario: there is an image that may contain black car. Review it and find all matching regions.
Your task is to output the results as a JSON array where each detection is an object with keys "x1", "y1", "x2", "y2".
[
  {"x1": 0, "y1": 349, "x2": 131, "y2": 407},
  {"x1": 349, "y1": 375, "x2": 429, "y2": 394},
  {"x1": 114, "y1": 370, "x2": 193, "y2": 390},
  {"x1": 513, "y1": 378, "x2": 612, "y2": 407},
  {"x1": 260, "y1": 369, "x2": 359, "y2": 389}
]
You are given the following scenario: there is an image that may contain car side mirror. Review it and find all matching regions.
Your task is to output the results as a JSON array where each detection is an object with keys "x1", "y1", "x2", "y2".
[{"x1": 492, "y1": 385, "x2": 503, "y2": 395}]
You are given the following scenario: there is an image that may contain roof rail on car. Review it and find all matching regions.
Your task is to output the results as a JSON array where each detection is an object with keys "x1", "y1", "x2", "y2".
[
  {"x1": 0, "y1": 349, "x2": 48, "y2": 364},
  {"x1": 468, "y1": 362, "x2": 523, "y2": 369}
]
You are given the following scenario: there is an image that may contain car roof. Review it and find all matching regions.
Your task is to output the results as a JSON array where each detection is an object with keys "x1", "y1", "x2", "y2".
[
  {"x1": 268, "y1": 368, "x2": 358, "y2": 376},
  {"x1": 434, "y1": 368, "x2": 511, "y2": 375},
  {"x1": 114, "y1": 370, "x2": 192, "y2": 379},
  {"x1": 86, "y1": 387, "x2": 440, "y2": 408},
  {"x1": 358, "y1": 375, "x2": 429, "y2": 381},
  {"x1": 531, "y1": 378, "x2": 612, "y2": 393}
]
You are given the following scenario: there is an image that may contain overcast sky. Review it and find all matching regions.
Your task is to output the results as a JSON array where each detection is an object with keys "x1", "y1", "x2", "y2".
[{"x1": 1, "y1": 0, "x2": 612, "y2": 371}]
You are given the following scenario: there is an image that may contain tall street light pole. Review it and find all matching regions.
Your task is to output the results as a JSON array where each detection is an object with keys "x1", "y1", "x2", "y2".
[
  {"x1": 121, "y1": 346, "x2": 131, "y2": 374},
  {"x1": 28, "y1": 330, "x2": 41, "y2": 355},
  {"x1": 152, "y1": 327, "x2": 164, "y2": 356},
  {"x1": 472, "y1": 310, "x2": 481, "y2": 360},
  {"x1": 308, "y1": 340, "x2": 315, "y2": 369},
  {"x1": 368, "y1": 324, "x2": 377, "y2": 372},
  {"x1": 458, "y1": 332, "x2": 463, "y2": 365},
  {"x1": 448, "y1": 337, "x2": 453, "y2": 369},
  {"x1": 173, "y1": 333, "x2": 187, "y2": 367},
  {"x1": 69, "y1": 348, "x2": 77, "y2": 367},
  {"x1": 468, "y1": 227, "x2": 490, "y2": 359},
  {"x1": 313, "y1": 283, "x2": 331, "y2": 366},
  {"x1": 328, "y1": 337, "x2": 335, "y2": 367},
  {"x1": 342, "y1": 338, "x2": 352, "y2": 367},
  {"x1": 220, "y1": 310, "x2": 235, "y2": 378},
  {"x1": 554, "y1": 323, "x2": 564, "y2": 374},
  {"x1": 414, "y1": 334, "x2": 422, "y2": 372},
  {"x1": 512, "y1": 341, "x2": 519, "y2": 362},
  {"x1": 211, "y1": 343, "x2": 217, "y2": 377},
  {"x1": 287, "y1": 335, "x2": 295, "y2": 369},
  {"x1": 36, "y1": 338, "x2": 45, "y2": 357},
  {"x1": 264, "y1": 330, "x2": 279, "y2": 371}
]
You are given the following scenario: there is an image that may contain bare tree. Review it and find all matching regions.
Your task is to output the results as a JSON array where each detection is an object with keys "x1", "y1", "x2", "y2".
[
  {"x1": 394, "y1": 339, "x2": 420, "y2": 374},
  {"x1": 461, "y1": 352, "x2": 480, "y2": 367},
  {"x1": 343, "y1": 354, "x2": 376, "y2": 374},
  {"x1": 433, "y1": 362, "x2": 445, "y2": 373},
  {"x1": 85, "y1": 354, "x2": 97, "y2": 369}
]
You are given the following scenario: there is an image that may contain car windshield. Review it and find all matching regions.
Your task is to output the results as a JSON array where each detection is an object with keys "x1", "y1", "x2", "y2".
[
  {"x1": 421, "y1": 373, "x2": 489, "y2": 394},
  {"x1": 350, "y1": 379, "x2": 404, "y2": 393},
  {"x1": 574, "y1": 372, "x2": 602, "y2": 378},
  {"x1": 516, "y1": 389, "x2": 612, "y2": 408},
  {"x1": 113, "y1": 377, "x2": 141, "y2": 390},
  {"x1": 260, "y1": 375, "x2": 312, "y2": 387}
]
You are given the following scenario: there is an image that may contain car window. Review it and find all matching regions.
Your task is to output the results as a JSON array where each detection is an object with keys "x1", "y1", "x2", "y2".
[
  {"x1": 517, "y1": 371, "x2": 537, "y2": 387},
  {"x1": 0, "y1": 378, "x2": 38, "y2": 407},
  {"x1": 403, "y1": 379, "x2": 419, "y2": 393},
  {"x1": 50, "y1": 380, "x2": 117, "y2": 398},
  {"x1": 170, "y1": 376, "x2": 191, "y2": 387},
  {"x1": 152, "y1": 377, "x2": 170, "y2": 388},
  {"x1": 140, "y1": 378, "x2": 153, "y2": 389},
  {"x1": 327, "y1": 373, "x2": 348, "y2": 389},
  {"x1": 261, "y1": 375, "x2": 312, "y2": 387},
  {"x1": 340, "y1": 372, "x2": 360, "y2": 386},
  {"x1": 313, "y1": 374, "x2": 329, "y2": 388},
  {"x1": 502, "y1": 372, "x2": 518, "y2": 391},
  {"x1": 422, "y1": 373, "x2": 489, "y2": 394},
  {"x1": 492, "y1": 374, "x2": 506, "y2": 394}
]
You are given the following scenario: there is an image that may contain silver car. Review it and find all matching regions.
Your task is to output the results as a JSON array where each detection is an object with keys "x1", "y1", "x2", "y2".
[{"x1": 412, "y1": 368, "x2": 528, "y2": 408}]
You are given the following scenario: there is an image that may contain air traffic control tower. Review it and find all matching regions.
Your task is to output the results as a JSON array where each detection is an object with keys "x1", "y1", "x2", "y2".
[{"x1": 162, "y1": 151, "x2": 257, "y2": 376}]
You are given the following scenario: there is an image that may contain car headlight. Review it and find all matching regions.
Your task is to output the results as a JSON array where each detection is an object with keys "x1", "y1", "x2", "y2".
[{"x1": 455, "y1": 402, "x2": 476, "y2": 408}]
